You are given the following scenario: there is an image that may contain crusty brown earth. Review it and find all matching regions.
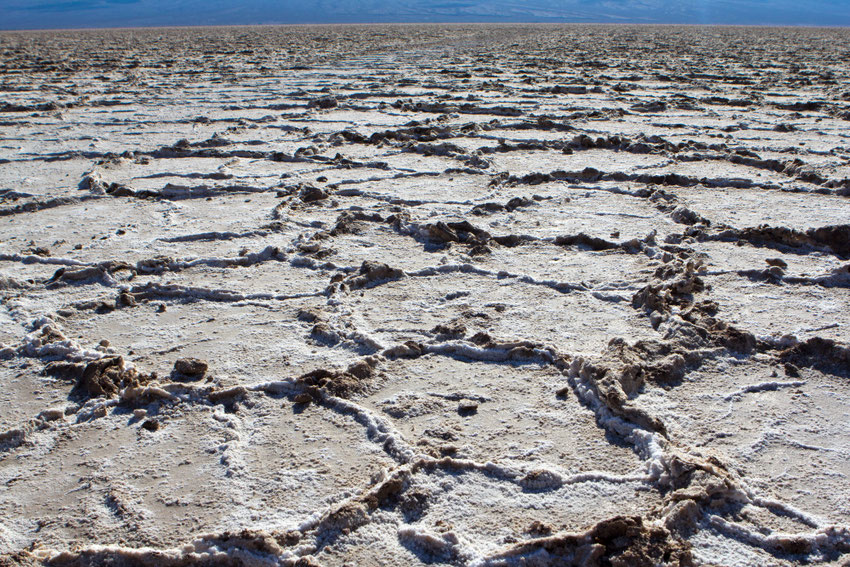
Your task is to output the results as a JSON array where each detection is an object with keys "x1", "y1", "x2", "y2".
[{"x1": 0, "y1": 24, "x2": 849, "y2": 566}]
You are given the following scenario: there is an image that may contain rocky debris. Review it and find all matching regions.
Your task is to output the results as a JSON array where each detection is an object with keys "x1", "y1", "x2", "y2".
[
  {"x1": 670, "y1": 205, "x2": 709, "y2": 226},
  {"x1": 297, "y1": 307, "x2": 322, "y2": 323},
  {"x1": 634, "y1": 263, "x2": 757, "y2": 354},
  {"x1": 631, "y1": 100, "x2": 668, "y2": 113},
  {"x1": 308, "y1": 96, "x2": 339, "y2": 109},
  {"x1": 43, "y1": 360, "x2": 86, "y2": 381},
  {"x1": 116, "y1": 291, "x2": 136, "y2": 307},
  {"x1": 633, "y1": 260, "x2": 706, "y2": 313},
  {"x1": 46, "y1": 261, "x2": 135, "y2": 286},
  {"x1": 78, "y1": 172, "x2": 108, "y2": 194},
  {"x1": 300, "y1": 184, "x2": 329, "y2": 203},
  {"x1": 23, "y1": 245, "x2": 51, "y2": 257},
  {"x1": 341, "y1": 261, "x2": 404, "y2": 290},
  {"x1": 0, "y1": 196, "x2": 84, "y2": 217},
  {"x1": 422, "y1": 220, "x2": 493, "y2": 251},
  {"x1": 207, "y1": 385, "x2": 247, "y2": 406},
  {"x1": 571, "y1": 348, "x2": 668, "y2": 434},
  {"x1": 383, "y1": 340, "x2": 425, "y2": 359},
  {"x1": 1, "y1": 101, "x2": 67, "y2": 113},
  {"x1": 173, "y1": 357, "x2": 208, "y2": 378},
  {"x1": 709, "y1": 224, "x2": 850, "y2": 258},
  {"x1": 329, "y1": 210, "x2": 384, "y2": 235},
  {"x1": 554, "y1": 233, "x2": 618, "y2": 251},
  {"x1": 77, "y1": 356, "x2": 157, "y2": 398}
]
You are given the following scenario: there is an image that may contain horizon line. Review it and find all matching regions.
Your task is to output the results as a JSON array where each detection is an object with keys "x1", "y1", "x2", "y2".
[{"x1": 3, "y1": 21, "x2": 850, "y2": 33}]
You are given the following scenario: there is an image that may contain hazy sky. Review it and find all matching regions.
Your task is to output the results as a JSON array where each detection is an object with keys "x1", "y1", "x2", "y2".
[{"x1": 1, "y1": 0, "x2": 849, "y2": 30}]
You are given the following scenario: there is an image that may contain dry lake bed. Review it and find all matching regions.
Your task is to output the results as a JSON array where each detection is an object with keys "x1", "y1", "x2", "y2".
[{"x1": 0, "y1": 24, "x2": 849, "y2": 566}]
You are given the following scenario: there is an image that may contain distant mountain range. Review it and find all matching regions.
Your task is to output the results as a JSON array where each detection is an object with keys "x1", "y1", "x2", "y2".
[{"x1": 1, "y1": 0, "x2": 849, "y2": 30}]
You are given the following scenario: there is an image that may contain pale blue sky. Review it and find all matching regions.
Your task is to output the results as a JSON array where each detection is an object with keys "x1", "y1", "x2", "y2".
[{"x1": 1, "y1": 0, "x2": 848, "y2": 30}]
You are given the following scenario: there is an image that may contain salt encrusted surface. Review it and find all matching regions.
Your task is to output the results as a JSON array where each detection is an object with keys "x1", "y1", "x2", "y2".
[{"x1": 0, "y1": 24, "x2": 849, "y2": 566}]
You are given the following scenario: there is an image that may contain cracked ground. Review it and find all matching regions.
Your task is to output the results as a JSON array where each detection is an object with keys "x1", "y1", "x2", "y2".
[{"x1": 1, "y1": 24, "x2": 849, "y2": 566}]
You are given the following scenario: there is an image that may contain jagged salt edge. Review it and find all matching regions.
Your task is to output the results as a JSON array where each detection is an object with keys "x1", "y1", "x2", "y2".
[
  {"x1": 708, "y1": 515, "x2": 850, "y2": 557},
  {"x1": 36, "y1": 542, "x2": 297, "y2": 566},
  {"x1": 406, "y1": 262, "x2": 644, "y2": 297},
  {"x1": 319, "y1": 395, "x2": 418, "y2": 464},
  {"x1": 19, "y1": 315, "x2": 106, "y2": 362},
  {"x1": 249, "y1": 377, "x2": 417, "y2": 533},
  {"x1": 568, "y1": 357, "x2": 665, "y2": 480},
  {"x1": 248, "y1": 378, "x2": 643, "y2": 538},
  {"x1": 136, "y1": 245, "x2": 285, "y2": 274},
  {"x1": 0, "y1": 253, "x2": 88, "y2": 267},
  {"x1": 570, "y1": 355, "x2": 841, "y2": 546},
  {"x1": 16, "y1": 325, "x2": 655, "y2": 561},
  {"x1": 424, "y1": 342, "x2": 556, "y2": 364},
  {"x1": 13, "y1": 312, "x2": 842, "y2": 560},
  {"x1": 159, "y1": 229, "x2": 270, "y2": 243},
  {"x1": 722, "y1": 380, "x2": 807, "y2": 401},
  {"x1": 129, "y1": 281, "x2": 321, "y2": 303},
  {"x1": 15, "y1": 308, "x2": 841, "y2": 553},
  {"x1": 325, "y1": 298, "x2": 386, "y2": 352}
]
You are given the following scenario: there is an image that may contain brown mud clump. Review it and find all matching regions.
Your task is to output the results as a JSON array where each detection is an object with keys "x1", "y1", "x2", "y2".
[
  {"x1": 340, "y1": 261, "x2": 404, "y2": 290},
  {"x1": 78, "y1": 356, "x2": 156, "y2": 398},
  {"x1": 489, "y1": 515, "x2": 693, "y2": 566},
  {"x1": 295, "y1": 357, "x2": 381, "y2": 400}
]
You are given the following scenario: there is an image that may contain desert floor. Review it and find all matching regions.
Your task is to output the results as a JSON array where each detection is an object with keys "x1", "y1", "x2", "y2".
[{"x1": 0, "y1": 24, "x2": 849, "y2": 566}]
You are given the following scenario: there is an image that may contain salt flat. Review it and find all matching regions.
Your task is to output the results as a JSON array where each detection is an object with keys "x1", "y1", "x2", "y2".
[{"x1": 0, "y1": 24, "x2": 849, "y2": 567}]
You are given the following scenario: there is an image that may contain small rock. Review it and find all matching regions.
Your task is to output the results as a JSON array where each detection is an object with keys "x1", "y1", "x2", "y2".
[
  {"x1": 141, "y1": 419, "x2": 160, "y2": 432},
  {"x1": 670, "y1": 205, "x2": 701, "y2": 225},
  {"x1": 346, "y1": 360, "x2": 374, "y2": 379},
  {"x1": 649, "y1": 312, "x2": 664, "y2": 329},
  {"x1": 309, "y1": 96, "x2": 338, "y2": 109},
  {"x1": 300, "y1": 185, "x2": 328, "y2": 203},
  {"x1": 134, "y1": 409, "x2": 147, "y2": 419},
  {"x1": 294, "y1": 393, "x2": 313, "y2": 404},
  {"x1": 458, "y1": 401, "x2": 478, "y2": 416},
  {"x1": 117, "y1": 292, "x2": 136, "y2": 308},
  {"x1": 174, "y1": 357, "x2": 208, "y2": 377},
  {"x1": 38, "y1": 408, "x2": 65, "y2": 422}
]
